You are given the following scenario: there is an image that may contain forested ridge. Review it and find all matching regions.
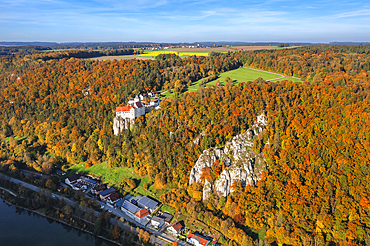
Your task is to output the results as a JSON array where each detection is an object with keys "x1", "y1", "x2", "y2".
[{"x1": 1, "y1": 46, "x2": 370, "y2": 245}]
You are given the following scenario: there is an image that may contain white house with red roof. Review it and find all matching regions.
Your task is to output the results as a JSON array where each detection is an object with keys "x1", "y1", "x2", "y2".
[
  {"x1": 186, "y1": 232, "x2": 210, "y2": 246},
  {"x1": 167, "y1": 221, "x2": 184, "y2": 235},
  {"x1": 135, "y1": 208, "x2": 150, "y2": 225}
]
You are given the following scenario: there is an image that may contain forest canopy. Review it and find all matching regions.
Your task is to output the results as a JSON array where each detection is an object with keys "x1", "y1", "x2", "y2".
[{"x1": 1, "y1": 45, "x2": 370, "y2": 245}]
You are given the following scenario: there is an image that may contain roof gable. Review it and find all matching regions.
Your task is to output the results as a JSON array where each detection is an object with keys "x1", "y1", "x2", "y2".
[
  {"x1": 135, "y1": 209, "x2": 149, "y2": 218},
  {"x1": 169, "y1": 221, "x2": 183, "y2": 232},
  {"x1": 187, "y1": 233, "x2": 209, "y2": 246}
]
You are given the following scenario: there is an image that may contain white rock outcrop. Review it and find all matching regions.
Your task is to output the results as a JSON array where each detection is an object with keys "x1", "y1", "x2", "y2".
[
  {"x1": 113, "y1": 116, "x2": 135, "y2": 135},
  {"x1": 189, "y1": 114, "x2": 267, "y2": 199}
]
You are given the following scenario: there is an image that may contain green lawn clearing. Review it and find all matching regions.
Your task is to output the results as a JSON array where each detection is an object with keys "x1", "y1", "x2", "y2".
[
  {"x1": 188, "y1": 67, "x2": 280, "y2": 91},
  {"x1": 68, "y1": 162, "x2": 138, "y2": 184},
  {"x1": 161, "y1": 205, "x2": 176, "y2": 215}
]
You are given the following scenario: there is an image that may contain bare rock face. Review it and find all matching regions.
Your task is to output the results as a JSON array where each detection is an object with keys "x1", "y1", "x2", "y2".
[
  {"x1": 113, "y1": 116, "x2": 135, "y2": 135},
  {"x1": 189, "y1": 114, "x2": 267, "y2": 199}
]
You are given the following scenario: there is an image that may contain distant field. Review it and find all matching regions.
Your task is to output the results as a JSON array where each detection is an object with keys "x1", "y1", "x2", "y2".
[
  {"x1": 232, "y1": 45, "x2": 299, "y2": 51},
  {"x1": 138, "y1": 50, "x2": 178, "y2": 57},
  {"x1": 89, "y1": 46, "x2": 287, "y2": 61},
  {"x1": 89, "y1": 55, "x2": 152, "y2": 61}
]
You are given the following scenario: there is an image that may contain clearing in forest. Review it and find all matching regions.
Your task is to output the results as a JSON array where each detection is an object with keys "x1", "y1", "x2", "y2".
[
  {"x1": 68, "y1": 162, "x2": 172, "y2": 198},
  {"x1": 161, "y1": 67, "x2": 302, "y2": 98},
  {"x1": 189, "y1": 67, "x2": 302, "y2": 90}
]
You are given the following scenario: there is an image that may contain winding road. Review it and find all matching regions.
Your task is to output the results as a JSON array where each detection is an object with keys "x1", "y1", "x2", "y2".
[{"x1": 0, "y1": 173, "x2": 189, "y2": 246}]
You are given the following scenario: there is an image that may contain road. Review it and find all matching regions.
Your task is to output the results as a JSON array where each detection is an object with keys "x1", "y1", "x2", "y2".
[
  {"x1": 0, "y1": 173, "x2": 189, "y2": 246},
  {"x1": 98, "y1": 199, "x2": 189, "y2": 246}
]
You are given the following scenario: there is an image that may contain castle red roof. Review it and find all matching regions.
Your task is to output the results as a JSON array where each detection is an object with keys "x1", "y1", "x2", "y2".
[
  {"x1": 116, "y1": 106, "x2": 132, "y2": 112},
  {"x1": 135, "y1": 209, "x2": 149, "y2": 218}
]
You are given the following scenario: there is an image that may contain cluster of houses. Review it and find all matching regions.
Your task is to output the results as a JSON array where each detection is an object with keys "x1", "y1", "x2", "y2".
[
  {"x1": 64, "y1": 173, "x2": 216, "y2": 245},
  {"x1": 65, "y1": 174, "x2": 100, "y2": 191}
]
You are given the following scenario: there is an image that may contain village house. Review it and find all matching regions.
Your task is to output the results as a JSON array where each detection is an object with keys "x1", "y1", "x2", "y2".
[
  {"x1": 80, "y1": 176, "x2": 99, "y2": 187},
  {"x1": 135, "y1": 208, "x2": 150, "y2": 225},
  {"x1": 167, "y1": 221, "x2": 184, "y2": 236},
  {"x1": 157, "y1": 212, "x2": 173, "y2": 225},
  {"x1": 151, "y1": 215, "x2": 164, "y2": 229},
  {"x1": 99, "y1": 187, "x2": 116, "y2": 200},
  {"x1": 106, "y1": 192, "x2": 120, "y2": 206},
  {"x1": 186, "y1": 232, "x2": 211, "y2": 246},
  {"x1": 65, "y1": 174, "x2": 81, "y2": 186},
  {"x1": 91, "y1": 183, "x2": 108, "y2": 195}
]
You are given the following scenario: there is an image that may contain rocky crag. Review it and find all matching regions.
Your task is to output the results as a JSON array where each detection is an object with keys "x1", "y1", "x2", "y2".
[
  {"x1": 189, "y1": 114, "x2": 267, "y2": 200},
  {"x1": 113, "y1": 116, "x2": 135, "y2": 135}
]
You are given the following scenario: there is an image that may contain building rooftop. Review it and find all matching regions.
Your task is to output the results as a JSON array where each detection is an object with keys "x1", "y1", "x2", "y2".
[
  {"x1": 67, "y1": 174, "x2": 81, "y2": 182},
  {"x1": 122, "y1": 200, "x2": 140, "y2": 214},
  {"x1": 159, "y1": 212, "x2": 173, "y2": 223},
  {"x1": 116, "y1": 106, "x2": 133, "y2": 112},
  {"x1": 82, "y1": 177, "x2": 99, "y2": 185},
  {"x1": 152, "y1": 215, "x2": 163, "y2": 223},
  {"x1": 168, "y1": 221, "x2": 184, "y2": 232},
  {"x1": 135, "y1": 209, "x2": 149, "y2": 218},
  {"x1": 138, "y1": 196, "x2": 158, "y2": 211},
  {"x1": 99, "y1": 187, "x2": 116, "y2": 197},
  {"x1": 187, "y1": 233, "x2": 210, "y2": 246}
]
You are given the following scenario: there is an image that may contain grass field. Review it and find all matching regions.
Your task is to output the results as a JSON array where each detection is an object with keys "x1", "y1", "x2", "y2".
[
  {"x1": 69, "y1": 162, "x2": 137, "y2": 184},
  {"x1": 188, "y1": 67, "x2": 280, "y2": 91},
  {"x1": 68, "y1": 162, "x2": 172, "y2": 198},
  {"x1": 161, "y1": 67, "x2": 303, "y2": 98}
]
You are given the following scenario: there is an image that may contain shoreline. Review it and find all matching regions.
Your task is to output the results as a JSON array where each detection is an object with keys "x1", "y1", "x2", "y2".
[{"x1": 0, "y1": 194, "x2": 121, "y2": 246}]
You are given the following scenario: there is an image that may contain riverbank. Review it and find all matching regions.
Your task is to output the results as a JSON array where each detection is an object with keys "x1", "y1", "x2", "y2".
[{"x1": 0, "y1": 190, "x2": 121, "y2": 246}]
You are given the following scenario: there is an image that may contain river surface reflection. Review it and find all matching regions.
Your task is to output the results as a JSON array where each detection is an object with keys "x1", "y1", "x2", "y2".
[{"x1": 0, "y1": 198, "x2": 116, "y2": 246}]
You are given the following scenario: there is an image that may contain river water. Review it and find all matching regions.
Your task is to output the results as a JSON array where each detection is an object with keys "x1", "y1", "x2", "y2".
[{"x1": 0, "y1": 198, "x2": 116, "y2": 246}]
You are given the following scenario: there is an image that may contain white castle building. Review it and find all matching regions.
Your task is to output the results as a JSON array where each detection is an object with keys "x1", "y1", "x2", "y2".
[
  {"x1": 116, "y1": 96, "x2": 146, "y2": 120},
  {"x1": 114, "y1": 95, "x2": 161, "y2": 135}
]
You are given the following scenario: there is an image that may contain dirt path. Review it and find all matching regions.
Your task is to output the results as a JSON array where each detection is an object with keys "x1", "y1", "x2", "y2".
[{"x1": 243, "y1": 67, "x2": 301, "y2": 81}]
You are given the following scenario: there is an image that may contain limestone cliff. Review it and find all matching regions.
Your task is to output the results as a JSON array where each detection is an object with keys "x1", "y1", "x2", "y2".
[
  {"x1": 113, "y1": 116, "x2": 135, "y2": 135},
  {"x1": 189, "y1": 114, "x2": 267, "y2": 199}
]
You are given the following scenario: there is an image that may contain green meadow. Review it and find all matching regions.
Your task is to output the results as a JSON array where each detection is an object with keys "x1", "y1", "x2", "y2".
[
  {"x1": 161, "y1": 67, "x2": 303, "y2": 98},
  {"x1": 188, "y1": 67, "x2": 280, "y2": 91},
  {"x1": 68, "y1": 162, "x2": 176, "y2": 199}
]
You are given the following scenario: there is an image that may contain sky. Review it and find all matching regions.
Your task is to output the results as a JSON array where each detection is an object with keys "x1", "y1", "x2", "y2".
[{"x1": 0, "y1": 0, "x2": 370, "y2": 43}]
